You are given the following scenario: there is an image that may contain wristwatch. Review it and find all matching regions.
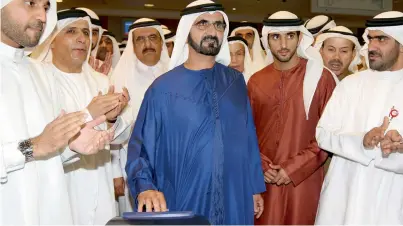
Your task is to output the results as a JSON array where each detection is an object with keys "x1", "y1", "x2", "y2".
[{"x1": 18, "y1": 139, "x2": 35, "y2": 163}]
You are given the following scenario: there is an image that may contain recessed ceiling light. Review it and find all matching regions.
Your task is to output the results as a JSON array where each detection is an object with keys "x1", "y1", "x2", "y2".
[
  {"x1": 232, "y1": 8, "x2": 236, "y2": 10},
  {"x1": 144, "y1": 3, "x2": 154, "y2": 7},
  {"x1": 56, "y1": 0, "x2": 63, "y2": 2}
]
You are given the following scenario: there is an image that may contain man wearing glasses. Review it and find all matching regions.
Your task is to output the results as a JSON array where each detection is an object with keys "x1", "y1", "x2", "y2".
[
  {"x1": 110, "y1": 18, "x2": 171, "y2": 214},
  {"x1": 124, "y1": 0, "x2": 265, "y2": 225}
]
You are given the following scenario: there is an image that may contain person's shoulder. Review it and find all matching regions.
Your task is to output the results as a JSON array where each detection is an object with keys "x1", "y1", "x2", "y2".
[
  {"x1": 91, "y1": 68, "x2": 109, "y2": 82},
  {"x1": 217, "y1": 63, "x2": 244, "y2": 81},
  {"x1": 248, "y1": 64, "x2": 273, "y2": 84},
  {"x1": 151, "y1": 65, "x2": 184, "y2": 87},
  {"x1": 88, "y1": 67, "x2": 110, "y2": 89},
  {"x1": 339, "y1": 70, "x2": 368, "y2": 87}
]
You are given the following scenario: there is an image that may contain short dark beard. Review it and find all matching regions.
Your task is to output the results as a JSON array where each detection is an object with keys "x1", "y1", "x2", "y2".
[
  {"x1": 187, "y1": 34, "x2": 221, "y2": 56},
  {"x1": 96, "y1": 47, "x2": 107, "y2": 61},
  {"x1": 369, "y1": 42, "x2": 400, "y2": 71},
  {"x1": 1, "y1": 8, "x2": 43, "y2": 47},
  {"x1": 271, "y1": 47, "x2": 298, "y2": 63}
]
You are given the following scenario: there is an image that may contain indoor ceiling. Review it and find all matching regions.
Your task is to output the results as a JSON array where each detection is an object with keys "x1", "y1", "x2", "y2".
[{"x1": 57, "y1": 0, "x2": 403, "y2": 23}]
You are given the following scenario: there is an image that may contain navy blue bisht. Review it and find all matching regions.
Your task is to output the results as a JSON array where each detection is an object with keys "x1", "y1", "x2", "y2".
[{"x1": 126, "y1": 63, "x2": 265, "y2": 225}]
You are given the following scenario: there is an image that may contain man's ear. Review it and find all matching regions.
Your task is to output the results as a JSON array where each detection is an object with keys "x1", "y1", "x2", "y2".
[{"x1": 298, "y1": 33, "x2": 303, "y2": 45}]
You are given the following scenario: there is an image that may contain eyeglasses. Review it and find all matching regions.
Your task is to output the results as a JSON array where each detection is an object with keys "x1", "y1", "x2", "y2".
[
  {"x1": 134, "y1": 34, "x2": 161, "y2": 45},
  {"x1": 193, "y1": 20, "x2": 227, "y2": 32}
]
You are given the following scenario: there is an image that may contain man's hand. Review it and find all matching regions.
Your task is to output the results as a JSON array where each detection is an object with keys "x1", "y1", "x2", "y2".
[
  {"x1": 114, "y1": 177, "x2": 125, "y2": 199},
  {"x1": 380, "y1": 130, "x2": 403, "y2": 156},
  {"x1": 137, "y1": 190, "x2": 168, "y2": 212},
  {"x1": 253, "y1": 194, "x2": 264, "y2": 219},
  {"x1": 264, "y1": 169, "x2": 278, "y2": 184},
  {"x1": 69, "y1": 115, "x2": 115, "y2": 155},
  {"x1": 105, "y1": 87, "x2": 130, "y2": 122},
  {"x1": 98, "y1": 52, "x2": 113, "y2": 75},
  {"x1": 89, "y1": 53, "x2": 113, "y2": 75},
  {"x1": 32, "y1": 111, "x2": 87, "y2": 158},
  {"x1": 87, "y1": 87, "x2": 121, "y2": 119},
  {"x1": 270, "y1": 164, "x2": 291, "y2": 186},
  {"x1": 363, "y1": 116, "x2": 389, "y2": 149}
]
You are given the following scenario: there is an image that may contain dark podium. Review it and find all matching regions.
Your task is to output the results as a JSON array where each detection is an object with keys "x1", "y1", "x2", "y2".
[{"x1": 106, "y1": 212, "x2": 210, "y2": 225}]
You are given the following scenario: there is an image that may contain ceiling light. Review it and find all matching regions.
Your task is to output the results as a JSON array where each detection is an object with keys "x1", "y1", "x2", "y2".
[
  {"x1": 144, "y1": 3, "x2": 154, "y2": 7},
  {"x1": 232, "y1": 8, "x2": 236, "y2": 10},
  {"x1": 56, "y1": 0, "x2": 63, "y2": 2}
]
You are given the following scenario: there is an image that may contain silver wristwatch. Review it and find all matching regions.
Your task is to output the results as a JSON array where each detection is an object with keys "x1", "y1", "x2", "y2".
[{"x1": 18, "y1": 139, "x2": 35, "y2": 163}]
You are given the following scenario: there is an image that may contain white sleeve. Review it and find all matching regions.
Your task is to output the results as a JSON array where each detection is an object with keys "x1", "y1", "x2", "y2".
[
  {"x1": 111, "y1": 145, "x2": 123, "y2": 178},
  {"x1": 374, "y1": 152, "x2": 403, "y2": 174},
  {"x1": 0, "y1": 142, "x2": 25, "y2": 183},
  {"x1": 110, "y1": 106, "x2": 133, "y2": 145},
  {"x1": 60, "y1": 147, "x2": 80, "y2": 166},
  {"x1": 316, "y1": 82, "x2": 374, "y2": 166}
]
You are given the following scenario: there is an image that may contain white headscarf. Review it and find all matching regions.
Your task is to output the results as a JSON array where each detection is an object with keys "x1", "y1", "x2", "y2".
[
  {"x1": 305, "y1": 15, "x2": 337, "y2": 37},
  {"x1": 230, "y1": 25, "x2": 267, "y2": 70},
  {"x1": 30, "y1": 9, "x2": 93, "y2": 74},
  {"x1": 101, "y1": 30, "x2": 121, "y2": 68},
  {"x1": 162, "y1": 26, "x2": 176, "y2": 43},
  {"x1": 119, "y1": 40, "x2": 127, "y2": 53},
  {"x1": 169, "y1": 0, "x2": 230, "y2": 70},
  {"x1": 228, "y1": 36, "x2": 254, "y2": 82},
  {"x1": 75, "y1": 7, "x2": 104, "y2": 57},
  {"x1": 360, "y1": 11, "x2": 403, "y2": 70},
  {"x1": 262, "y1": 11, "x2": 338, "y2": 119},
  {"x1": 315, "y1": 26, "x2": 362, "y2": 73},
  {"x1": 0, "y1": 0, "x2": 57, "y2": 53}
]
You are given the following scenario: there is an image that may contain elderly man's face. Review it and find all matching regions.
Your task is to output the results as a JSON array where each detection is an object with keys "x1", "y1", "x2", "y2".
[
  {"x1": 320, "y1": 37, "x2": 355, "y2": 77},
  {"x1": 268, "y1": 31, "x2": 301, "y2": 63},
  {"x1": 229, "y1": 42, "x2": 246, "y2": 73},
  {"x1": 367, "y1": 30, "x2": 402, "y2": 71},
  {"x1": 235, "y1": 28, "x2": 255, "y2": 49},
  {"x1": 51, "y1": 19, "x2": 90, "y2": 67},
  {"x1": 97, "y1": 36, "x2": 113, "y2": 61},
  {"x1": 188, "y1": 12, "x2": 226, "y2": 56},
  {"x1": 132, "y1": 27, "x2": 163, "y2": 66},
  {"x1": 1, "y1": 0, "x2": 50, "y2": 48}
]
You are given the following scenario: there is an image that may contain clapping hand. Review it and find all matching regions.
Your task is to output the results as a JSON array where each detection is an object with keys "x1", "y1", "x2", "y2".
[{"x1": 380, "y1": 130, "x2": 403, "y2": 156}]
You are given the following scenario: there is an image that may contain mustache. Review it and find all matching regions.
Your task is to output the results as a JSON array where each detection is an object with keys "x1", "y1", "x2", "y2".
[
  {"x1": 28, "y1": 20, "x2": 44, "y2": 31},
  {"x1": 98, "y1": 46, "x2": 107, "y2": 52},
  {"x1": 142, "y1": 48, "x2": 156, "y2": 54},
  {"x1": 329, "y1": 59, "x2": 343, "y2": 66},
  {"x1": 368, "y1": 50, "x2": 382, "y2": 58},
  {"x1": 201, "y1": 35, "x2": 219, "y2": 44}
]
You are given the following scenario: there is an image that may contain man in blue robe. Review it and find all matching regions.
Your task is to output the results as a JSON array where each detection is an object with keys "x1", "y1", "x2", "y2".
[{"x1": 125, "y1": 0, "x2": 266, "y2": 224}]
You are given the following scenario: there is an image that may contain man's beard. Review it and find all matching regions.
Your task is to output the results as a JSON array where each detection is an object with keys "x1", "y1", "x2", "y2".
[
  {"x1": 1, "y1": 8, "x2": 43, "y2": 47},
  {"x1": 369, "y1": 43, "x2": 400, "y2": 71},
  {"x1": 271, "y1": 47, "x2": 298, "y2": 63},
  {"x1": 96, "y1": 47, "x2": 107, "y2": 61},
  {"x1": 188, "y1": 34, "x2": 221, "y2": 56}
]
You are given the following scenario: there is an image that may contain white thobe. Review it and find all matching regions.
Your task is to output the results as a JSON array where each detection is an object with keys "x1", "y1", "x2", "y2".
[
  {"x1": 0, "y1": 42, "x2": 74, "y2": 224},
  {"x1": 44, "y1": 64, "x2": 130, "y2": 225},
  {"x1": 315, "y1": 69, "x2": 403, "y2": 224},
  {"x1": 111, "y1": 60, "x2": 166, "y2": 215}
]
